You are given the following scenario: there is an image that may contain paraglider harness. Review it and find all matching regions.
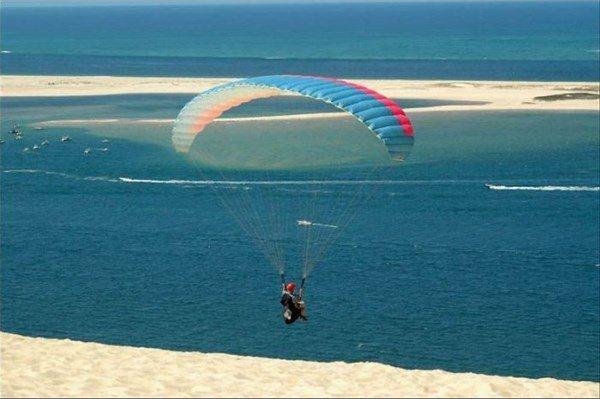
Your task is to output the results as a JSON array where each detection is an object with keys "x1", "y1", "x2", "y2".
[{"x1": 280, "y1": 275, "x2": 307, "y2": 324}]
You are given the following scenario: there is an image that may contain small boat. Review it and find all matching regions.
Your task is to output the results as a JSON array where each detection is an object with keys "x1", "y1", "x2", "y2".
[
  {"x1": 61, "y1": 136, "x2": 72, "y2": 142},
  {"x1": 15, "y1": 134, "x2": 23, "y2": 141},
  {"x1": 101, "y1": 138, "x2": 110, "y2": 143},
  {"x1": 0, "y1": 140, "x2": 5, "y2": 145},
  {"x1": 84, "y1": 148, "x2": 92, "y2": 154},
  {"x1": 100, "y1": 147, "x2": 109, "y2": 152},
  {"x1": 33, "y1": 126, "x2": 45, "y2": 131},
  {"x1": 32, "y1": 144, "x2": 40, "y2": 150},
  {"x1": 41, "y1": 139, "x2": 50, "y2": 146},
  {"x1": 23, "y1": 147, "x2": 30, "y2": 152},
  {"x1": 9, "y1": 125, "x2": 21, "y2": 135}
]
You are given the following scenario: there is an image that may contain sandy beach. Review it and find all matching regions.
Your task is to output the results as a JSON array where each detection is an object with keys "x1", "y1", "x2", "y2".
[
  {"x1": 2, "y1": 75, "x2": 599, "y2": 114},
  {"x1": 1, "y1": 332, "x2": 598, "y2": 398}
]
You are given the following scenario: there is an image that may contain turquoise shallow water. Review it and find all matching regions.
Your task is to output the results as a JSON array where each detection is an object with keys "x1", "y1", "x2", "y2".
[{"x1": 1, "y1": 95, "x2": 598, "y2": 381}]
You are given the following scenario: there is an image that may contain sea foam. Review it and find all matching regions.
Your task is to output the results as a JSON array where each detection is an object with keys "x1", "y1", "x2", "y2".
[{"x1": 486, "y1": 184, "x2": 599, "y2": 192}]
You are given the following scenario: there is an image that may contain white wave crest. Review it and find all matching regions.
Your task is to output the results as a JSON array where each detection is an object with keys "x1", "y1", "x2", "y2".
[
  {"x1": 3, "y1": 169, "x2": 117, "y2": 182},
  {"x1": 119, "y1": 177, "x2": 223, "y2": 185},
  {"x1": 118, "y1": 177, "x2": 431, "y2": 186},
  {"x1": 486, "y1": 184, "x2": 599, "y2": 192},
  {"x1": 3, "y1": 169, "x2": 71, "y2": 178},
  {"x1": 6, "y1": 171, "x2": 598, "y2": 193},
  {"x1": 4, "y1": 171, "x2": 431, "y2": 186},
  {"x1": 3, "y1": 169, "x2": 42, "y2": 173}
]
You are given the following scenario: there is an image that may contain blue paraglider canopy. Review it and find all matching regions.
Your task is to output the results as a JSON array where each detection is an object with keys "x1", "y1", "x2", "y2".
[{"x1": 172, "y1": 75, "x2": 414, "y2": 162}]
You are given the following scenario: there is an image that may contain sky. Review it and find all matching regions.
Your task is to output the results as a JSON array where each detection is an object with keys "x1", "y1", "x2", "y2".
[{"x1": 3, "y1": 0, "x2": 596, "y2": 6}]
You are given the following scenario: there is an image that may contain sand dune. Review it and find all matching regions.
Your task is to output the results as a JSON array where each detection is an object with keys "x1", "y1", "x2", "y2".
[
  {"x1": 1, "y1": 332, "x2": 598, "y2": 398},
  {"x1": 2, "y1": 75, "x2": 599, "y2": 113}
]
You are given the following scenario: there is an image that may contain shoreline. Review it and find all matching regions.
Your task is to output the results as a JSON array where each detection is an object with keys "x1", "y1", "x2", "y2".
[
  {"x1": 31, "y1": 102, "x2": 600, "y2": 129},
  {"x1": 2, "y1": 75, "x2": 599, "y2": 113},
  {"x1": 2, "y1": 332, "x2": 598, "y2": 398}
]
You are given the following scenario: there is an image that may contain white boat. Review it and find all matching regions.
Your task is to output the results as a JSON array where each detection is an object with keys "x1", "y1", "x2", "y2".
[
  {"x1": 84, "y1": 148, "x2": 92, "y2": 154},
  {"x1": 33, "y1": 126, "x2": 45, "y2": 131},
  {"x1": 100, "y1": 147, "x2": 109, "y2": 152},
  {"x1": 15, "y1": 135, "x2": 23, "y2": 141},
  {"x1": 101, "y1": 139, "x2": 110, "y2": 143},
  {"x1": 61, "y1": 136, "x2": 72, "y2": 142},
  {"x1": 23, "y1": 147, "x2": 30, "y2": 152},
  {"x1": 41, "y1": 139, "x2": 50, "y2": 146},
  {"x1": 297, "y1": 219, "x2": 338, "y2": 229},
  {"x1": 32, "y1": 144, "x2": 40, "y2": 150},
  {"x1": 0, "y1": 140, "x2": 5, "y2": 145}
]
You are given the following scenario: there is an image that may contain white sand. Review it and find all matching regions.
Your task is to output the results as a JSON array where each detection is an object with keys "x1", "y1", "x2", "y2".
[
  {"x1": 22, "y1": 76, "x2": 598, "y2": 129},
  {"x1": 2, "y1": 75, "x2": 599, "y2": 113},
  {"x1": 1, "y1": 332, "x2": 598, "y2": 398}
]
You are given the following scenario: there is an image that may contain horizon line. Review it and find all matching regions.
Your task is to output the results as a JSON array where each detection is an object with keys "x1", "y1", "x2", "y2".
[{"x1": 3, "y1": 0, "x2": 599, "y2": 8}]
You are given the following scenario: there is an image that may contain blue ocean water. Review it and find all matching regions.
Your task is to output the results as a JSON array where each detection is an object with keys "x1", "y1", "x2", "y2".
[
  {"x1": 1, "y1": 2, "x2": 599, "y2": 80},
  {"x1": 1, "y1": 95, "x2": 599, "y2": 381}
]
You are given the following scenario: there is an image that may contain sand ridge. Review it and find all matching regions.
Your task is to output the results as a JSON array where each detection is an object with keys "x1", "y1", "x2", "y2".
[
  {"x1": 1, "y1": 332, "x2": 598, "y2": 398},
  {"x1": 2, "y1": 75, "x2": 599, "y2": 113}
]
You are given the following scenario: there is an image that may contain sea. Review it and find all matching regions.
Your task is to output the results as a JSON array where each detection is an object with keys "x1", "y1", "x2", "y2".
[
  {"x1": 1, "y1": 2, "x2": 599, "y2": 80},
  {"x1": 1, "y1": 2, "x2": 599, "y2": 382}
]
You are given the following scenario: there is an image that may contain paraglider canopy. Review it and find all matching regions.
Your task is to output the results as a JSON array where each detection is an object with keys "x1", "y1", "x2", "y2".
[{"x1": 172, "y1": 75, "x2": 414, "y2": 164}]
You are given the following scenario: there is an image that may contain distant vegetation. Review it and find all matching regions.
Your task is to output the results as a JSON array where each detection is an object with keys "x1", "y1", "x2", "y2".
[{"x1": 534, "y1": 92, "x2": 600, "y2": 102}]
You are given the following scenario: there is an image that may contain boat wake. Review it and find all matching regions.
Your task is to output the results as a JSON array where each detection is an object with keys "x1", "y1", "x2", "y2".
[
  {"x1": 3, "y1": 169, "x2": 118, "y2": 182},
  {"x1": 4, "y1": 170, "x2": 599, "y2": 192},
  {"x1": 118, "y1": 177, "x2": 409, "y2": 186},
  {"x1": 117, "y1": 177, "x2": 477, "y2": 186},
  {"x1": 486, "y1": 184, "x2": 599, "y2": 192}
]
